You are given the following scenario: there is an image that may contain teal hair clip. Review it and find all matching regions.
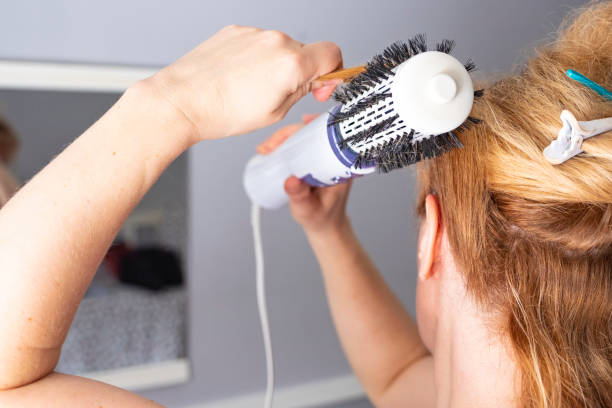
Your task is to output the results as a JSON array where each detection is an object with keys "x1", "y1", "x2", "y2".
[{"x1": 566, "y1": 69, "x2": 612, "y2": 101}]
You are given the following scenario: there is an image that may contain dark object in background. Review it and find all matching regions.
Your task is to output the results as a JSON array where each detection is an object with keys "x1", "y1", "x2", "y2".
[
  {"x1": 0, "y1": 116, "x2": 19, "y2": 164},
  {"x1": 120, "y1": 247, "x2": 183, "y2": 291}
]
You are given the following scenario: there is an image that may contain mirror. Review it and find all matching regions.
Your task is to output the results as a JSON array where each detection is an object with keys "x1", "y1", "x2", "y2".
[{"x1": 0, "y1": 83, "x2": 190, "y2": 391}]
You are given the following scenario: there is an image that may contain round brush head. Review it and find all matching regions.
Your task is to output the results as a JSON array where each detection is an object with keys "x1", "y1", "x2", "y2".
[{"x1": 331, "y1": 35, "x2": 483, "y2": 172}]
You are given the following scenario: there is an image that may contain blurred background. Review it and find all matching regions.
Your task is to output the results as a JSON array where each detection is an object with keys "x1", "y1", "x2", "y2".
[{"x1": 0, "y1": 1, "x2": 587, "y2": 407}]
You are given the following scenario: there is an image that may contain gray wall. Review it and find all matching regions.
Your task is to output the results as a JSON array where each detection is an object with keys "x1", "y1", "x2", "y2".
[{"x1": 0, "y1": 0, "x2": 587, "y2": 407}]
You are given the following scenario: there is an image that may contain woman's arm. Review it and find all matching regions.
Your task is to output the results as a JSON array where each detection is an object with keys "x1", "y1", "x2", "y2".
[
  {"x1": 0, "y1": 373, "x2": 165, "y2": 407},
  {"x1": 0, "y1": 25, "x2": 341, "y2": 400},
  {"x1": 262, "y1": 118, "x2": 435, "y2": 406},
  {"x1": 0, "y1": 84, "x2": 191, "y2": 390},
  {"x1": 305, "y1": 219, "x2": 435, "y2": 407}
]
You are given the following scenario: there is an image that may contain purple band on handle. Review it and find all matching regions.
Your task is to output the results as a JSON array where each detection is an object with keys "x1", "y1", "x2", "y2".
[
  {"x1": 299, "y1": 105, "x2": 376, "y2": 187},
  {"x1": 327, "y1": 105, "x2": 357, "y2": 167},
  {"x1": 301, "y1": 173, "x2": 331, "y2": 187}
]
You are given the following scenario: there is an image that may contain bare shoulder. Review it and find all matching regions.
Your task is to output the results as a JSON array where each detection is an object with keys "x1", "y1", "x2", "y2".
[
  {"x1": 375, "y1": 356, "x2": 436, "y2": 408},
  {"x1": 0, "y1": 372, "x2": 164, "y2": 408}
]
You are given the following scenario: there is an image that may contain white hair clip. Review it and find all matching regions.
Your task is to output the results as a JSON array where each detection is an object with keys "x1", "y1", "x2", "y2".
[{"x1": 543, "y1": 110, "x2": 612, "y2": 164}]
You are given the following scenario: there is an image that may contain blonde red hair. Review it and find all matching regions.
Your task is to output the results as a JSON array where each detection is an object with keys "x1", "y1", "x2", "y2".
[{"x1": 417, "y1": 2, "x2": 612, "y2": 406}]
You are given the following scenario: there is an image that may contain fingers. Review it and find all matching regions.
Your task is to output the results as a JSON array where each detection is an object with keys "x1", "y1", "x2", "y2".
[
  {"x1": 333, "y1": 179, "x2": 353, "y2": 196},
  {"x1": 257, "y1": 123, "x2": 303, "y2": 155},
  {"x1": 299, "y1": 41, "x2": 343, "y2": 83},
  {"x1": 273, "y1": 42, "x2": 341, "y2": 116},
  {"x1": 320, "y1": 179, "x2": 352, "y2": 207},
  {"x1": 284, "y1": 176, "x2": 310, "y2": 200},
  {"x1": 302, "y1": 113, "x2": 319, "y2": 124},
  {"x1": 284, "y1": 176, "x2": 319, "y2": 213},
  {"x1": 336, "y1": 179, "x2": 353, "y2": 203},
  {"x1": 312, "y1": 79, "x2": 341, "y2": 102}
]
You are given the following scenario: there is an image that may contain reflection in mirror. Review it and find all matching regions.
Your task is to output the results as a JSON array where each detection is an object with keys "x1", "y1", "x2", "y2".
[{"x1": 0, "y1": 89, "x2": 189, "y2": 388}]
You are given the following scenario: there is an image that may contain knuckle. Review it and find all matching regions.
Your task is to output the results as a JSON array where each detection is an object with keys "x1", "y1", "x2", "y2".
[
  {"x1": 263, "y1": 29, "x2": 290, "y2": 44},
  {"x1": 271, "y1": 109, "x2": 287, "y2": 123},
  {"x1": 284, "y1": 50, "x2": 305, "y2": 71},
  {"x1": 316, "y1": 41, "x2": 342, "y2": 66},
  {"x1": 221, "y1": 24, "x2": 239, "y2": 31},
  {"x1": 330, "y1": 43, "x2": 342, "y2": 62},
  {"x1": 221, "y1": 24, "x2": 258, "y2": 33}
]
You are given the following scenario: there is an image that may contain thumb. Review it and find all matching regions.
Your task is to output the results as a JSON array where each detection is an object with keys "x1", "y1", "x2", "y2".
[
  {"x1": 284, "y1": 176, "x2": 319, "y2": 215},
  {"x1": 312, "y1": 81, "x2": 340, "y2": 102},
  {"x1": 284, "y1": 176, "x2": 311, "y2": 201}
]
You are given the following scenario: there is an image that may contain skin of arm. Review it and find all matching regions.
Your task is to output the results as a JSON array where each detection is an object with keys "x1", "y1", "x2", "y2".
[
  {"x1": 261, "y1": 121, "x2": 436, "y2": 407},
  {"x1": 306, "y1": 219, "x2": 435, "y2": 407},
  {"x1": 0, "y1": 83, "x2": 192, "y2": 390},
  {"x1": 0, "y1": 373, "x2": 166, "y2": 408},
  {"x1": 0, "y1": 25, "x2": 341, "y2": 406},
  {"x1": 0, "y1": 83, "x2": 188, "y2": 407}
]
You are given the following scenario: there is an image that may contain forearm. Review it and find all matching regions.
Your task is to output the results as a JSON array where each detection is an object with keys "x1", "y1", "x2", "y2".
[
  {"x1": 306, "y1": 221, "x2": 429, "y2": 402},
  {"x1": 0, "y1": 373, "x2": 164, "y2": 408},
  {"x1": 0, "y1": 81, "x2": 194, "y2": 389}
]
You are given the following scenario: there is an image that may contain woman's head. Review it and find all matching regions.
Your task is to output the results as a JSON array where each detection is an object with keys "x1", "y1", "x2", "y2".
[{"x1": 415, "y1": 3, "x2": 611, "y2": 407}]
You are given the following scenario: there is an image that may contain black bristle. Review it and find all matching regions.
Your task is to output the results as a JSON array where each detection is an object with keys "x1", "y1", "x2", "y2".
[
  {"x1": 333, "y1": 34, "x2": 431, "y2": 104},
  {"x1": 464, "y1": 58, "x2": 477, "y2": 73},
  {"x1": 381, "y1": 41, "x2": 410, "y2": 67},
  {"x1": 409, "y1": 33, "x2": 428, "y2": 54},
  {"x1": 330, "y1": 35, "x2": 482, "y2": 173},
  {"x1": 339, "y1": 115, "x2": 399, "y2": 148},
  {"x1": 330, "y1": 92, "x2": 392, "y2": 124},
  {"x1": 356, "y1": 130, "x2": 464, "y2": 172},
  {"x1": 454, "y1": 115, "x2": 483, "y2": 135},
  {"x1": 436, "y1": 39, "x2": 455, "y2": 54},
  {"x1": 448, "y1": 131, "x2": 464, "y2": 148}
]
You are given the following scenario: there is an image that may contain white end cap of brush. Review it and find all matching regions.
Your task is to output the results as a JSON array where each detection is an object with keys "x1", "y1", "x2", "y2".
[{"x1": 392, "y1": 51, "x2": 474, "y2": 135}]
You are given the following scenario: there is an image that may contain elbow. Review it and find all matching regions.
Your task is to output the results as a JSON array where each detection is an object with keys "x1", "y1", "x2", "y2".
[
  {"x1": 0, "y1": 374, "x2": 28, "y2": 392},
  {"x1": 0, "y1": 369, "x2": 51, "y2": 392},
  {"x1": 0, "y1": 371, "x2": 34, "y2": 392},
  {"x1": 0, "y1": 349, "x2": 60, "y2": 391},
  {"x1": 368, "y1": 352, "x2": 432, "y2": 406},
  {"x1": 0, "y1": 383, "x2": 19, "y2": 392}
]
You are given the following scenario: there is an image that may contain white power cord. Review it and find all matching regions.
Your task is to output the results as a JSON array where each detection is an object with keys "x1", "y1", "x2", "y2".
[{"x1": 251, "y1": 203, "x2": 274, "y2": 408}]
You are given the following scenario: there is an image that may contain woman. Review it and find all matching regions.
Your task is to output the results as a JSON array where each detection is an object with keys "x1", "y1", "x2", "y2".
[
  {"x1": 263, "y1": 3, "x2": 611, "y2": 407},
  {"x1": 0, "y1": 4, "x2": 610, "y2": 408}
]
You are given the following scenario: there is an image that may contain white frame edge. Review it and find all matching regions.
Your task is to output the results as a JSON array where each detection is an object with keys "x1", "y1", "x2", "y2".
[
  {"x1": 0, "y1": 60, "x2": 157, "y2": 92},
  {"x1": 83, "y1": 358, "x2": 191, "y2": 392}
]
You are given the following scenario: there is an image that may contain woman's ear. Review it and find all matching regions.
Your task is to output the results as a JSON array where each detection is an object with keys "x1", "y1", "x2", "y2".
[{"x1": 418, "y1": 194, "x2": 441, "y2": 281}]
